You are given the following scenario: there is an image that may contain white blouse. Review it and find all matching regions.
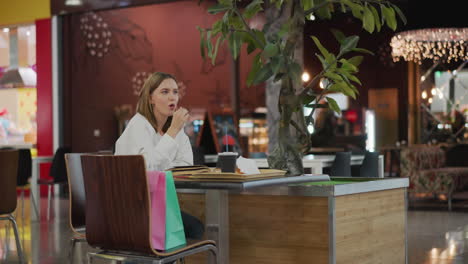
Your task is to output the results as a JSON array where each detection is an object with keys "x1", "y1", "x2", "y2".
[{"x1": 115, "y1": 113, "x2": 193, "y2": 171}]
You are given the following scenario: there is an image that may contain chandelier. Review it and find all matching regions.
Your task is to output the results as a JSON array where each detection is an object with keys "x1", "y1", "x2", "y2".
[{"x1": 390, "y1": 28, "x2": 468, "y2": 64}]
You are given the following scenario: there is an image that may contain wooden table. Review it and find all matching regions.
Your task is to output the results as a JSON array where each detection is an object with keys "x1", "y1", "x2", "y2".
[
  {"x1": 177, "y1": 177, "x2": 409, "y2": 264},
  {"x1": 175, "y1": 175, "x2": 330, "y2": 264}
]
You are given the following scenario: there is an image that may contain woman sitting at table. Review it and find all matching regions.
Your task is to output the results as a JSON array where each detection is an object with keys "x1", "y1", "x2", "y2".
[{"x1": 115, "y1": 72, "x2": 203, "y2": 239}]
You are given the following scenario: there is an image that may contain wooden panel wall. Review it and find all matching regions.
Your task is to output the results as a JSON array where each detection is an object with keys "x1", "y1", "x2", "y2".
[
  {"x1": 335, "y1": 189, "x2": 406, "y2": 264},
  {"x1": 178, "y1": 193, "x2": 330, "y2": 264}
]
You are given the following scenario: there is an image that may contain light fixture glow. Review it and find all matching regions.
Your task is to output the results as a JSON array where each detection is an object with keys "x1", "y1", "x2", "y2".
[
  {"x1": 428, "y1": 98, "x2": 433, "y2": 104},
  {"x1": 2, "y1": 28, "x2": 9, "y2": 33},
  {"x1": 302, "y1": 72, "x2": 311, "y2": 82},
  {"x1": 431, "y1": 88, "x2": 436, "y2": 95},
  {"x1": 422, "y1": 91, "x2": 428, "y2": 99},
  {"x1": 391, "y1": 28, "x2": 468, "y2": 64},
  {"x1": 26, "y1": 31, "x2": 30, "y2": 36},
  {"x1": 319, "y1": 79, "x2": 325, "y2": 89}
]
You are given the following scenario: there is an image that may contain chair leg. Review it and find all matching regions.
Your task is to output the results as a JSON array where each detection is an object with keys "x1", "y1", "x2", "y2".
[
  {"x1": 69, "y1": 237, "x2": 78, "y2": 264},
  {"x1": 29, "y1": 189, "x2": 40, "y2": 220},
  {"x1": 20, "y1": 190, "x2": 25, "y2": 222},
  {"x1": 8, "y1": 214, "x2": 26, "y2": 264},
  {"x1": 448, "y1": 193, "x2": 453, "y2": 211},
  {"x1": 47, "y1": 185, "x2": 52, "y2": 221}
]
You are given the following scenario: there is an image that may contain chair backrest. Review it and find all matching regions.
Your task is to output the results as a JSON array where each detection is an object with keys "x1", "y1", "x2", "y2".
[
  {"x1": 358, "y1": 151, "x2": 380, "y2": 177},
  {"x1": 0, "y1": 150, "x2": 19, "y2": 214},
  {"x1": 17, "y1": 148, "x2": 32, "y2": 187},
  {"x1": 65, "y1": 153, "x2": 86, "y2": 232},
  {"x1": 192, "y1": 146, "x2": 206, "y2": 165},
  {"x1": 80, "y1": 155, "x2": 153, "y2": 254},
  {"x1": 330, "y1": 152, "x2": 351, "y2": 176},
  {"x1": 50, "y1": 146, "x2": 72, "y2": 182}
]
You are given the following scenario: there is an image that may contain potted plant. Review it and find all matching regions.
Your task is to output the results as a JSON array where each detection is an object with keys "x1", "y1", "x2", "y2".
[{"x1": 198, "y1": 0, "x2": 406, "y2": 175}]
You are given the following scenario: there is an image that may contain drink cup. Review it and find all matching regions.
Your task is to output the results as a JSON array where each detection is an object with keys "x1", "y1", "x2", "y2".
[{"x1": 217, "y1": 152, "x2": 238, "y2": 173}]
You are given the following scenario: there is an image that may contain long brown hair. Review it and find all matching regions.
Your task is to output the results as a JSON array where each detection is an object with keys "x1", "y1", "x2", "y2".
[{"x1": 136, "y1": 72, "x2": 177, "y2": 133}]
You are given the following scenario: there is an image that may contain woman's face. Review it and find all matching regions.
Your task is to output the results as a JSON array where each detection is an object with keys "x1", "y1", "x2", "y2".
[{"x1": 150, "y1": 78, "x2": 179, "y2": 118}]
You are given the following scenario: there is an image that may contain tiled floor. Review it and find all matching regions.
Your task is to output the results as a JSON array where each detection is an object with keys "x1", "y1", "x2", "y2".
[{"x1": 3, "y1": 196, "x2": 468, "y2": 263}]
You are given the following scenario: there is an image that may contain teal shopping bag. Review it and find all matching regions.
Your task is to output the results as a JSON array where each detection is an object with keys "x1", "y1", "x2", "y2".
[{"x1": 164, "y1": 171, "x2": 187, "y2": 249}]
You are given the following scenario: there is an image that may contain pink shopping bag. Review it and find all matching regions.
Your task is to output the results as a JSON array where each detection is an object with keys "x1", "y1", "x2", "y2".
[{"x1": 147, "y1": 171, "x2": 167, "y2": 250}]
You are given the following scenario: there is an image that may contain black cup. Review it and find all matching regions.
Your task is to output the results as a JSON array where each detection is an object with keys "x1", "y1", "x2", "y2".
[{"x1": 218, "y1": 153, "x2": 237, "y2": 173}]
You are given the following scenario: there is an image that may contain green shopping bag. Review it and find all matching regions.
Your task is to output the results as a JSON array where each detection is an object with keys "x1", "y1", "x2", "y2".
[{"x1": 164, "y1": 171, "x2": 187, "y2": 249}]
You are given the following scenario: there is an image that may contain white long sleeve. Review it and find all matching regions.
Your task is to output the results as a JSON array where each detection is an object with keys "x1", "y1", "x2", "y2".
[{"x1": 114, "y1": 113, "x2": 193, "y2": 171}]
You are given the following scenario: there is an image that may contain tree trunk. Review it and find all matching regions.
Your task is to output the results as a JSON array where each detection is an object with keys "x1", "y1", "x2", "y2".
[
  {"x1": 266, "y1": 0, "x2": 306, "y2": 176},
  {"x1": 267, "y1": 77, "x2": 304, "y2": 176}
]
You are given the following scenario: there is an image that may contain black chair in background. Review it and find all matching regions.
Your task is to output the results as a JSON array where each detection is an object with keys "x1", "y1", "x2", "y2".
[
  {"x1": 192, "y1": 146, "x2": 206, "y2": 165},
  {"x1": 329, "y1": 152, "x2": 351, "y2": 177},
  {"x1": 16, "y1": 148, "x2": 39, "y2": 221},
  {"x1": 358, "y1": 151, "x2": 380, "y2": 178},
  {"x1": 0, "y1": 150, "x2": 25, "y2": 264},
  {"x1": 37, "y1": 146, "x2": 71, "y2": 220}
]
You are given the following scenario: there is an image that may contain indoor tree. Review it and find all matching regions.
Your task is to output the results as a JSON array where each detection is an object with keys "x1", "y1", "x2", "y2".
[{"x1": 198, "y1": 0, "x2": 406, "y2": 175}]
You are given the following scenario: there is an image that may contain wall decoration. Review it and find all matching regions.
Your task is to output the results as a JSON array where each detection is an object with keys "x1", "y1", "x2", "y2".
[
  {"x1": 80, "y1": 12, "x2": 112, "y2": 58},
  {"x1": 131, "y1": 71, "x2": 150, "y2": 96}
]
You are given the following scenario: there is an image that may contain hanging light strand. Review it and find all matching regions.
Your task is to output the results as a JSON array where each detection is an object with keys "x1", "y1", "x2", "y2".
[{"x1": 391, "y1": 28, "x2": 468, "y2": 64}]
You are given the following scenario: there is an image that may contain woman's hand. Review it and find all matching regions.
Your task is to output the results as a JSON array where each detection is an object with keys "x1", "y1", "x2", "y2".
[{"x1": 167, "y1": 107, "x2": 190, "y2": 139}]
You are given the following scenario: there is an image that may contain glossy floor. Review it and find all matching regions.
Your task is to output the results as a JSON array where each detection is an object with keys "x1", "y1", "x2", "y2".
[{"x1": 2, "y1": 197, "x2": 468, "y2": 263}]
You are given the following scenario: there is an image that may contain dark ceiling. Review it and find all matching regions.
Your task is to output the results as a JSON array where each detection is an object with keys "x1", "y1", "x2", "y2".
[{"x1": 403, "y1": 0, "x2": 468, "y2": 30}]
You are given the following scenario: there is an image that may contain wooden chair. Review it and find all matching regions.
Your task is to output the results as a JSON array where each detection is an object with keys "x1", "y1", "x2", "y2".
[
  {"x1": 80, "y1": 155, "x2": 218, "y2": 263},
  {"x1": 0, "y1": 149, "x2": 25, "y2": 264},
  {"x1": 64, "y1": 153, "x2": 87, "y2": 263}
]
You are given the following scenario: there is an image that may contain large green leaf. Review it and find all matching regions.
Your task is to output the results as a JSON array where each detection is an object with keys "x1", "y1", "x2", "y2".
[
  {"x1": 247, "y1": 54, "x2": 262, "y2": 86},
  {"x1": 206, "y1": 31, "x2": 213, "y2": 57},
  {"x1": 324, "y1": 72, "x2": 342, "y2": 82},
  {"x1": 315, "y1": 0, "x2": 333, "y2": 19},
  {"x1": 326, "y1": 96, "x2": 341, "y2": 114},
  {"x1": 263, "y1": 42, "x2": 279, "y2": 58},
  {"x1": 302, "y1": 94, "x2": 316, "y2": 105},
  {"x1": 382, "y1": 6, "x2": 397, "y2": 31},
  {"x1": 391, "y1": 4, "x2": 407, "y2": 25},
  {"x1": 339, "y1": 35, "x2": 359, "y2": 55},
  {"x1": 197, "y1": 26, "x2": 206, "y2": 59},
  {"x1": 362, "y1": 5, "x2": 375, "y2": 33},
  {"x1": 211, "y1": 20, "x2": 223, "y2": 36},
  {"x1": 339, "y1": 58, "x2": 358, "y2": 72},
  {"x1": 341, "y1": 0, "x2": 362, "y2": 19},
  {"x1": 270, "y1": 56, "x2": 284, "y2": 74},
  {"x1": 368, "y1": 4, "x2": 381, "y2": 32},
  {"x1": 331, "y1": 28, "x2": 345, "y2": 44},
  {"x1": 208, "y1": 4, "x2": 230, "y2": 14},
  {"x1": 301, "y1": 0, "x2": 314, "y2": 11},
  {"x1": 351, "y1": 47, "x2": 374, "y2": 55},
  {"x1": 347, "y1": 56, "x2": 363, "y2": 67},
  {"x1": 211, "y1": 37, "x2": 223, "y2": 65},
  {"x1": 244, "y1": 0, "x2": 263, "y2": 19},
  {"x1": 311, "y1": 36, "x2": 330, "y2": 58},
  {"x1": 228, "y1": 31, "x2": 242, "y2": 59},
  {"x1": 253, "y1": 64, "x2": 273, "y2": 85}
]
